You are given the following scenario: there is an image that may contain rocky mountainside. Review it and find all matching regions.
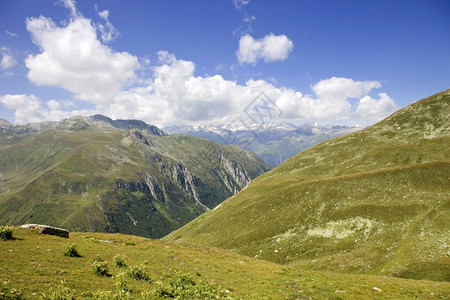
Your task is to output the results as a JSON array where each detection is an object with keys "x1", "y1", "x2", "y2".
[
  {"x1": 0, "y1": 115, "x2": 271, "y2": 238},
  {"x1": 165, "y1": 89, "x2": 450, "y2": 282},
  {"x1": 164, "y1": 122, "x2": 360, "y2": 166}
]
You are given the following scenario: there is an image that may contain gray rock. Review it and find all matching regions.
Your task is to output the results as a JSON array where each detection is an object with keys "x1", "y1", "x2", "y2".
[{"x1": 21, "y1": 224, "x2": 69, "y2": 238}]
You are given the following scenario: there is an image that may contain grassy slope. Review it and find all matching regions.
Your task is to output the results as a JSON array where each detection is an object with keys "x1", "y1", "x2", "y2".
[
  {"x1": 1, "y1": 227, "x2": 449, "y2": 299},
  {"x1": 165, "y1": 90, "x2": 450, "y2": 281},
  {"x1": 0, "y1": 118, "x2": 270, "y2": 238}
]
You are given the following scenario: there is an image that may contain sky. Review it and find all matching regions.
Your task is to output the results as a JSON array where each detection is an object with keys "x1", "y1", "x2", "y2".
[{"x1": 0, "y1": 0, "x2": 449, "y2": 127}]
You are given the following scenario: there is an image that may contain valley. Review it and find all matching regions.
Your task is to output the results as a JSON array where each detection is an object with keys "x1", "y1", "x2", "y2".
[
  {"x1": 166, "y1": 89, "x2": 450, "y2": 282},
  {"x1": 0, "y1": 90, "x2": 449, "y2": 299},
  {"x1": 0, "y1": 115, "x2": 270, "y2": 238}
]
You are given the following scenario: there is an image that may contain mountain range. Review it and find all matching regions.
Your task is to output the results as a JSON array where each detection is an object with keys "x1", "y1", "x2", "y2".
[
  {"x1": 0, "y1": 115, "x2": 271, "y2": 238},
  {"x1": 163, "y1": 122, "x2": 361, "y2": 166},
  {"x1": 166, "y1": 89, "x2": 450, "y2": 282},
  {"x1": 0, "y1": 90, "x2": 449, "y2": 298}
]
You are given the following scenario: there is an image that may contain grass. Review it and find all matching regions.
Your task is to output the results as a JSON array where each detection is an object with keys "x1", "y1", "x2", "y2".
[
  {"x1": 165, "y1": 89, "x2": 450, "y2": 282},
  {"x1": 0, "y1": 227, "x2": 449, "y2": 299}
]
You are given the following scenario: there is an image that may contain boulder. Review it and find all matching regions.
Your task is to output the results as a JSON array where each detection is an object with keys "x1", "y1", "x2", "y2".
[{"x1": 21, "y1": 224, "x2": 69, "y2": 238}]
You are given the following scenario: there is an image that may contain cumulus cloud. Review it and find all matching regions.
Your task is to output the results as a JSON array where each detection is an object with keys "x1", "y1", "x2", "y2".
[
  {"x1": 0, "y1": 94, "x2": 49, "y2": 124},
  {"x1": 98, "y1": 51, "x2": 393, "y2": 125},
  {"x1": 356, "y1": 93, "x2": 397, "y2": 120},
  {"x1": 0, "y1": 94, "x2": 94, "y2": 124},
  {"x1": 1, "y1": 54, "x2": 16, "y2": 70},
  {"x1": 0, "y1": 0, "x2": 397, "y2": 126},
  {"x1": 1, "y1": 48, "x2": 396, "y2": 125},
  {"x1": 312, "y1": 77, "x2": 381, "y2": 99},
  {"x1": 236, "y1": 33, "x2": 293, "y2": 65},
  {"x1": 25, "y1": 11, "x2": 140, "y2": 104}
]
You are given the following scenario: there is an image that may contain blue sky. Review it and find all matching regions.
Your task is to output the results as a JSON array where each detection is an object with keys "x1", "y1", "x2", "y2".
[{"x1": 0, "y1": 0, "x2": 449, "y2": 127}]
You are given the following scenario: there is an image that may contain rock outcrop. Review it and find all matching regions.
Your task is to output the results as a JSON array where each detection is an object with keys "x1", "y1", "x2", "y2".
[{"x1": 21, "y1": 224, "x2": 69, "y2": 238}]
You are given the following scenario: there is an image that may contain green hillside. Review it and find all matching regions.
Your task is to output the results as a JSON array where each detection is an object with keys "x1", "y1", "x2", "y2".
[
  {"x1": 1, "y1": 227, "x2": 449, "y2": 299},
  {"x1": 165, "y1": 90, "x2": 450, "y2": 282},
  {"x1": 0, "y1": 116, "x2": 270, "y2": 238}
]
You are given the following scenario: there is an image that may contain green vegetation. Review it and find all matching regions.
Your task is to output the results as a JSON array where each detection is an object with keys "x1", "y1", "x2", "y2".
[
  {"x1": 0, "y1": 117, "x2": 270, "y2": 239},
  {"x1": 153, "y1": 272, "x2": 232, "y2": 299},
  {"x1": 126, "y1": 264, "x2": 151, "y2": 282},
  {"x1": 1, "y1": 227, "x2": 448, "y2": 299},
  {"x1": 64, "y1": 244, "x2": 81, "y2": 257},
  {"x1": 92, "y1": 260, "x2": 110, "y2": 277},
  {"x1": 0, "y1": 225, "x2": 13, "y2": 241},
  {"x1": 113, "y1": 255, "x2": 127, "y2": 268},
  {"x1": 166, "y1": 90, "x2": 450, "y2": 282}
]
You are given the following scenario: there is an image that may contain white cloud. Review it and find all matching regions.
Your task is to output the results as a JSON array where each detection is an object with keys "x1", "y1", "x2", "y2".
[
  {"x1": 312, "y1": 77, "x2": 381, "y2": 99},
  {"x1": 243, "y1": 15, "x2": 256, "y2": 23},
  {"x1": 0, "y1": 0, "x2": 396, "y2": 127},
  {"x1": 95, "y1": 6, "x2": 120, "y2": 42},
  {"x1": 5, "y1": 30, "x2": 18, "y2": 37},
  {"x1": 356, "y1": 93, "x2": 397, "y2": 120},
  {"x1": 47, "y1": 99, "x2": 61, "y2": 110},
  {"x1": 104, "y1": 52, "x2": 242, "y2": 124},
  {"x1": 236, "y1": 33, "x2": 293, "y2": 65},
  {"x1": 1, "y1": 54, "x2": 16, "y2": 70},
  {"x1": 60, "y1": 0, "x2": 79, "y2": 19},
  {"x1": 214, "y1": 63, "x2": 226, "y2": 72},
  {"x1": 1, "y1": 49, "x2": 396, "y2": 125},
  {"x1": 233, "y1": 0, "x2": 250, "y2": 9},
  {"x1": 25, "y1": 13, "x2": 139, "y2": 104},
  {"x1": 0, "y1": 94, "x2": 95, "y2": 124},
  {"x1": 98, "y1": 51, "x2": 393, "y2": 126},
  {"x1": 0, "y1": 94, "x2": 49, "y2": 124}
]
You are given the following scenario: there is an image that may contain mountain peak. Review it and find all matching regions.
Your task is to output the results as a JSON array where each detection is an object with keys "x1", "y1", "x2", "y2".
[{"x1": 90, "y1": 114, "x2": 168, "y2": 136}]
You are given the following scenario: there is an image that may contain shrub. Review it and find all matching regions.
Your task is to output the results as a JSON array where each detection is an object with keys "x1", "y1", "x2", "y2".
[
  {"x1": 0, "y1": 280, "x2": 24, "y2": 300},
  {"x1": 40, "y1": 281, "x2": 74, "y2": 300},
  {"x1": 92, "y1": 260, "x2": 109, "y2": 277},
  {"x1": 113, "y1": 255, "x2": 127, "y2": 268},
  {"x1": 124, "y1": 241, "x2": 135, "y2": 246},
  {"x1": 0, "y1": 226, "x2": 13, "y2": 241},
  {"x1": 154, "y1": 272, "x2": 232, "y2": 299},
  {"x1": 126, "y1": 265, "x2": 151, "y2": 282},
  {"x1": 64, "y1": 244, "x2": 81, "y2": 257}
]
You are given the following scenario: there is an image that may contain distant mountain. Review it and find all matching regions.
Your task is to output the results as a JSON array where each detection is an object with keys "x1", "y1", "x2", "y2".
[
  {"x1": 90, "y1": 114, "x2": 167, "y2": 136},
  {"x1": 164, "y1": 122, "x2": 361, "y2": 166},
  {"x1": 0, "y1": 115, "x2": 271, "y2": 238},
  {"x1": 165, "y1": 89, "x2": 450, "y2": 282}
]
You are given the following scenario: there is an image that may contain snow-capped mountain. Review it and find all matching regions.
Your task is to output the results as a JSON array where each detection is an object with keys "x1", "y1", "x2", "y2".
[{"x1": 163, "y1": 123, "x2": 362, "y2": 166}]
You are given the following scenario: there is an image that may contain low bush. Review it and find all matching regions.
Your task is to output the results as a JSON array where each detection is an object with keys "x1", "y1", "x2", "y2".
[
  {"x1": 114, "y1": 272, "x2": 132, "y2": 294},
  {"x1": 0, "y1": 226, "x2": 13, "y2": 241},
  {"x1": 113, "y1": 255, "x2": 127, "y2": 268},
  {"x1": 154, "y1": 272, "x2": 232, "y2": 299},
  {"x1": 40, "y1": 281, "x2": 74, "y2": 300},
  {"x1": 64, "y1": 244, "x2": 81, "y2": 257},
  {"x1": 126, "y1": 265, "x2": 151, "y2": 282},
  {"x1": 0, "y1": 280, "x2": 24, "y2": 299},
  {"x1": 92, "y1": 260, "x2": 109, "y2": 277}
]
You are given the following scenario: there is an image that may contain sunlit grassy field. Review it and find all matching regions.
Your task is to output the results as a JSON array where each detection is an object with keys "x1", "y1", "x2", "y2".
[{"x1": 1, "y1": 227, "x2": 449, "y2": 299}]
